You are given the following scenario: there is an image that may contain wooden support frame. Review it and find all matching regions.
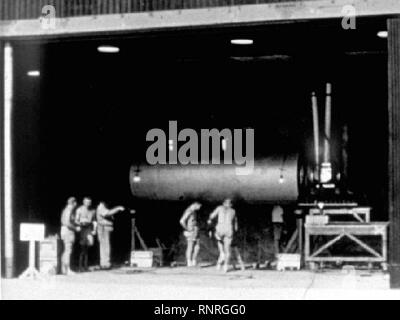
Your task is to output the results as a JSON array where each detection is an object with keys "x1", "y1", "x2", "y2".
[
  {"x1": 309, "y1": 207, "x2": 371, "y2": 223},
  {"x1": 304, "y1": 223, "x2": 388, "y2": 269}
]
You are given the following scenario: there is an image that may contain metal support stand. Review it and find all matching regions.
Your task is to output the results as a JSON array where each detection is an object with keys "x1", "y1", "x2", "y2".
[
  {"x1": 130, "y1": 217, "x2": 148, "y2": 252},
  {"x1": 304, "y1": 222, "x2": 388, "y2": 269},
  {"x1": 19, "y1": 241, "x2": 42, "y2": 279}
]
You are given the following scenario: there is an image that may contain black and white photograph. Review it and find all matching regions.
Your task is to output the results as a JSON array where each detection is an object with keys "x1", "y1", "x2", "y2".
[{"x1": 1, "y1": 0, "x2": 400, "y2": 302}]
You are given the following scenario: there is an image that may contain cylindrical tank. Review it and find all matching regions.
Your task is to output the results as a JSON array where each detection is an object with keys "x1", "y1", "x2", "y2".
[{"x1": 130, "y1": 155, "x2": 299, "y2": 203}]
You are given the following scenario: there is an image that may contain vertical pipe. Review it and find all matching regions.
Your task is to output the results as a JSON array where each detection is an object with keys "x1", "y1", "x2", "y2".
[
  {"x1": 311, "y1": 92, "x2": 320, "y2": 169},
  {"x1": 4, "y1": 42, "x2": 14, "y2": 278},
  {"x1": 0, "y1": 40, "x2": 4, "y2": 276},
  {"x1": 323, "y1": 83, "x2": 332, "y2": 163},
  {"x1": 388, "y1": 18, "x2": 400, "y2": 288}
]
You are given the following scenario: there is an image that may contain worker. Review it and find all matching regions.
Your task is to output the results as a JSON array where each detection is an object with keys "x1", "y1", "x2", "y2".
[
  {"x1": 271, "y1": 204, "x2": 284, "y2": 258},
  {"x1": 208, "y1": 198, "x2": 240, "y2": 273},
  {"x1": 60, "y1": 197, "x2": 79, "y2": 275},
  {"x1": 180, "y1": 202, "x2": 202, "y2": 267},
  {"x1": 96, "y1": 201, "x2": 125, "y2": 269},
  {"x1": 75, "y1": 197, "x2": 96, "y2": 272}
]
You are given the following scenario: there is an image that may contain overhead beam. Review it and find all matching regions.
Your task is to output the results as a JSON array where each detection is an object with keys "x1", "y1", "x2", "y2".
[
  {"x1": 388, "y1": 17, "x2": 400, "y2": 289},
  {"x1": 0, "y1": 0, "x2": 400, "y2": 38}
]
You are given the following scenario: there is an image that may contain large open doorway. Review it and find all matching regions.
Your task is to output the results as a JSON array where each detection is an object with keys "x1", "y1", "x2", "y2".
[{"x1": 3, "y1": 16, "x2": 390, "y2": 275}]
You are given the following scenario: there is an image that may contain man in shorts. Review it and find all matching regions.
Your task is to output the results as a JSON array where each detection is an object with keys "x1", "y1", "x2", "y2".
[
  {"x1": 208, "y1": 199, "x2": 241, "y2": 273},
  {"x1": 180, "y1": 202, "x2": 202, "y2": 267},
  {"x1": 60, "y1": 197, "x2": 79, "y2": 275}
]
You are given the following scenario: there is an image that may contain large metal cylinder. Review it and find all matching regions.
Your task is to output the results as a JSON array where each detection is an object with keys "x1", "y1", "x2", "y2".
[{"x1": 130, "y1": 155, "x2": 299, "y2": 203}]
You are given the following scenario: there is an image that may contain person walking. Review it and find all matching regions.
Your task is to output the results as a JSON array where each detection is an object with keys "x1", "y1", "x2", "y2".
[{"x1": 208, "y1": 199, "x2": 240, "y2": 273}]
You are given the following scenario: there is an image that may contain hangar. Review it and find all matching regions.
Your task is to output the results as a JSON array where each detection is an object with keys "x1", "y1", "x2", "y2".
[{"x1": 1, "y1": 0, "x2": 400, "y2": 291}]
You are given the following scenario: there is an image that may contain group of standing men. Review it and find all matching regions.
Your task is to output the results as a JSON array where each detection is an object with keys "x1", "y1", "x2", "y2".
[
  {"x1": 60, "y1": 196, "x2": 125, "y2": 275},
  {"x1": 180, "y1": 200, "x2": 285, "y2": 272}
]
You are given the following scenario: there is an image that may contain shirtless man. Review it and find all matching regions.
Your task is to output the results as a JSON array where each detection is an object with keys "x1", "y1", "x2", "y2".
[
  {"x1": 208, "y1": 199, "x2": 243, "y2": 272},
  {"x1": 60, "y1": 197, "x2": 79, "y2": 275},
  {"x1": 180, "y1": 202, "x2": 202, "y2": 267}
]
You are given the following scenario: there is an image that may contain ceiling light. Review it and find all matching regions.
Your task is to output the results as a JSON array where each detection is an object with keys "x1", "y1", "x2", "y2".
[
  {"x1": 97, "y1": 45, "x2": 120, "y2": 53},
  {"x1": 27, "y1": 70, "x2": 40, "y2": 77},
  {"x1": 230, "y1": 39, "x2": 253, "y2": 45},
  {"x1": 133, "y1": 166, "x2": 141, "y2": 183},
  {"x1": 377, "y1": 31, "x2": 388, "y2": 39}
]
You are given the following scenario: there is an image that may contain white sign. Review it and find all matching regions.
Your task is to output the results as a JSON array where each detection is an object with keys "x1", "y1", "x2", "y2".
[{"x1": 20, "y1": 223, "x2": 45, "y2": 241}]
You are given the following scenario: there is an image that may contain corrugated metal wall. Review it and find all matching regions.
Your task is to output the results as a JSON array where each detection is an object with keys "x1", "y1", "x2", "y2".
[
  {"x1": 0, "y1": 0, "x2": 317, "y2": 21},
  {"x1": 388, "y1": 18, "x2": 400, "y2": 288}
]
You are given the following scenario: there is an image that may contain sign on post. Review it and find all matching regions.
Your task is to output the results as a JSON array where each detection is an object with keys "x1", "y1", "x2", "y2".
[{"x1": 20, "y1": 223, "x2": 45, "y2": 241}]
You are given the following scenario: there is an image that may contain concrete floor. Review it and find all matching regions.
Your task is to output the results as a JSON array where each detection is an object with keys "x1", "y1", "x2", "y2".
[{"x1": 2, "y1": 266, "x2": 400, "y2": 300}]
